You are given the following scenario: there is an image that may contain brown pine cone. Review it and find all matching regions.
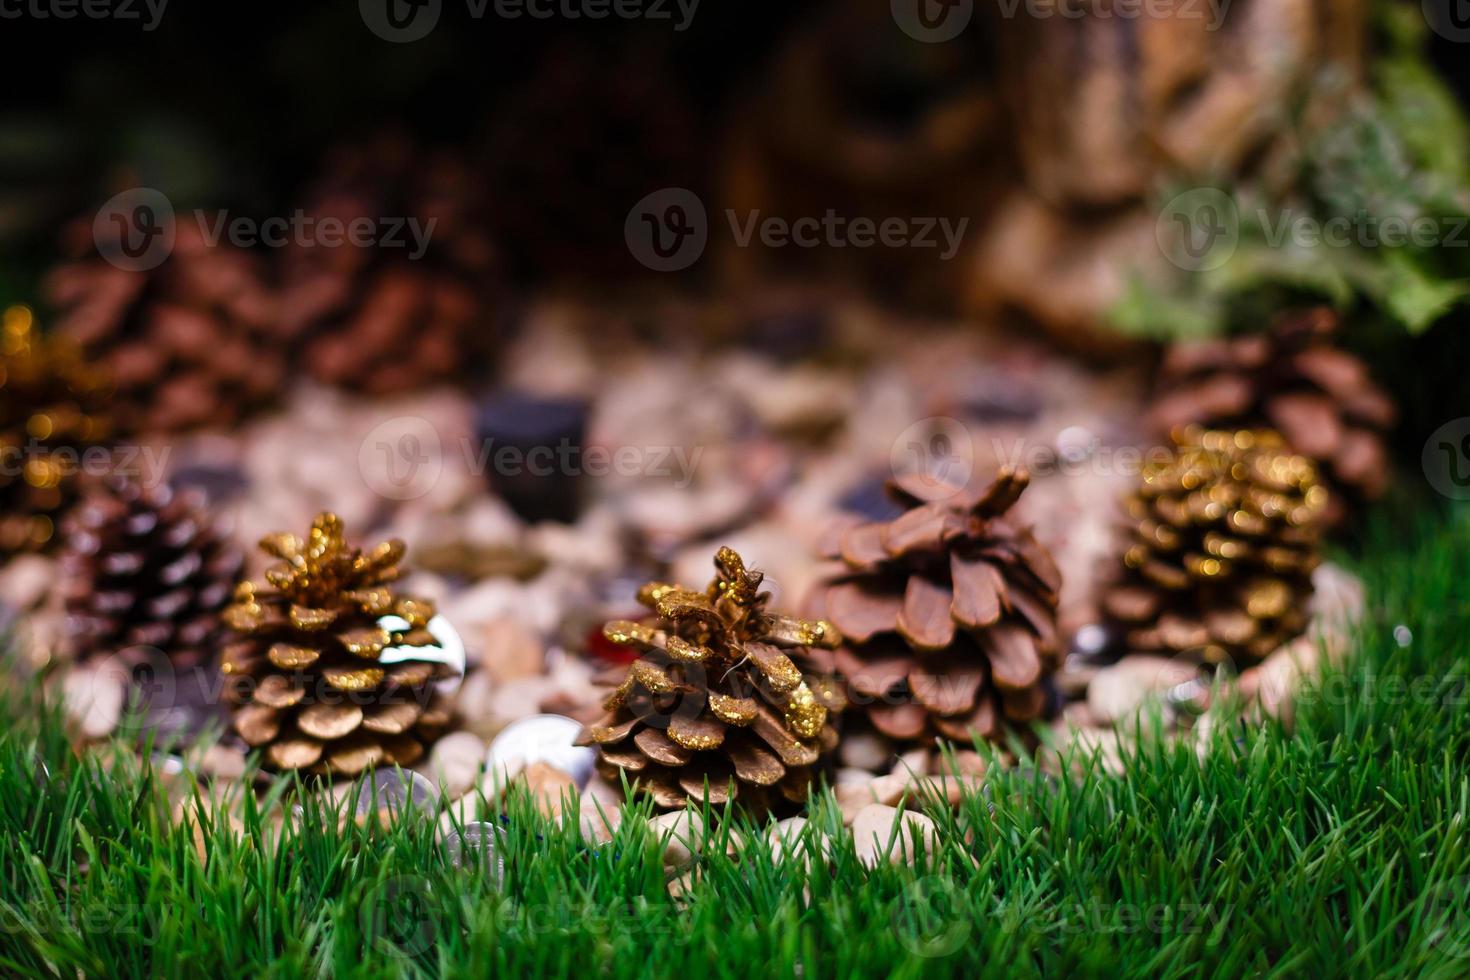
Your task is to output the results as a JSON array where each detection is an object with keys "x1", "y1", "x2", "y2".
[
  {"x1": 576, "y1": 547, "x2": 842, "y2": 816},
  {"x1": 220, "y1": 513, "x2": 459, "y2": 774},
  {"x1": 43, "y1": 221, "x2": 284, "y2": 435},
  {"x1": 1148, "y1": 308, "x2": 1396, "y2": 526},
  {"x1": 809, "y1": 467, "x2": 1062, "y2": 749},
  {"x1": 60, "y1": 476, "x2": 243, "y2": 671},
  {"x1": 282, "y1": 131, "x2": 499, "y2": 394},
  {"x1": 0, "y1": 304, "x2": 112, "y2": 557},
  {"x1": 1102, "y1": 427, "x2": 1327, "y2": 667},
  {"x1": 484, "y1": 39, "x2": 703, "y2": 282},
  {"x1": 719, "y1": 4, "x2": 1000, "y2": 309}
]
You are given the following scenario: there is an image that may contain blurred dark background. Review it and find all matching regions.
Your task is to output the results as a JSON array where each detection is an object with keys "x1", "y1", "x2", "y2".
[{"x1": 2, "y1": 1, "x2": 1468, "y2": 472}]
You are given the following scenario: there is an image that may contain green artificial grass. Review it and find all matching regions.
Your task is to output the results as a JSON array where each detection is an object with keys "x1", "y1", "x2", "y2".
[{"x1": 2, "y1": 506, "x2": 1469, "y2": 979}]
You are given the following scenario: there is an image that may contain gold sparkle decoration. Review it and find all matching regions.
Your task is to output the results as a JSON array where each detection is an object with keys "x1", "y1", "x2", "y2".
[
  {"x1": 219, "y1": 513, "x2": 460, "y2": 774},
  {"x1": 575, "y1": 545, "x2": 841, "y2": 815},
  {"x1": 0, "y1": 304, "x2": 112, "y2": 557},
  {"x1": 1104, "y1": 427, "x2": 1328, "y2": 666}
]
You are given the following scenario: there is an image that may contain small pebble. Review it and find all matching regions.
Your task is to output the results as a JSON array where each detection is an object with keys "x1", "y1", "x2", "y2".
[
  {"x1": 63, "y1": 661, "x2": 127, "y2": 741},
  {"x1": 652, "y1": 809, "x2": 706, "y2": 871},
  {"x1": 1087, "y1": 655, "x2": 1200, "y2": 724},
  {"x1": 486, "y1": 713, "x2": 595, "y2": 789},
  {"x1": 521, "y1": 760, "x2": 576, "y2": 818},
  {"x1": 424, "y1": 731, "x2": 487, "y2": 800},
  {"x1": 480, "y1": 616, "x2": 546, "y2": 683},
  {"x1": 577, "y1": 793, "x2": 621, "y2": 845},
  {"x1": 851, "y1": 804, "x2": 938, "y2": 868}
]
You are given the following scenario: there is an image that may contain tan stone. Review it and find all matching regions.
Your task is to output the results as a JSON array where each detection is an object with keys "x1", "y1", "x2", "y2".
[{"x1": 851, "y1": 804, "x2": 938, "y2": 868}]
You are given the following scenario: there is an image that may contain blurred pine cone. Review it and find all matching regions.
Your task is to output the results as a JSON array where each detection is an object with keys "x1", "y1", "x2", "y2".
[
  {"x1": 1147, "y1": 308, "x2": 1395, "y2": 526},
  {"x1": 43, "y1": 219, "x2": 284, "y2": 435},
  {"x1": 60, "y1": 476, "x2": 242, "y2": 671},
  {"x1": 576, "y1": 547, "x2": 841, "y2": 815},
  {"x1": 720, "y1": 4, "x2": 1000, "y2": 308},
  {"x1": 485, "y1": 39, "x2": 703, "y2": 282},
  {"x1": 810, "y1": 468, "x2": 1062, "y2": 748},
  {"x1": 0, "y1": 304, "x2": 112, "y2": 557},
  {"x1": 221, "y1": 513, "x2": 458, "y2": 774},
  {"x1": 281, "y1": 131, "x2": 500, "y2": 395},
  {"x1": 1102, "y1": 427, "x2": 1327, "y2": 667}
]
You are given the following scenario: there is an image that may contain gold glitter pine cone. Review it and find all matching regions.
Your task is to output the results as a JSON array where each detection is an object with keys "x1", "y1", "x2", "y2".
[
  {"x1": 1103, "y1": 427, "x2": 1328, "y2": 667},
  {"x1": 1147, "y1": 307, "x2": 1395, "y2": 527},
  {"x1": 220, "y1": 513, "x2": 458, "y2": 775},
  {"x1": 575, "y1": 547, "x2": 843, "y2": 815},
  {"x1": 0, "y1": 304, "x2": 112, "y2": 557},
  {"x1": 809, "y1": 467, "x2": 1063, "y2": 748},
  {"x1": 60, "y1": 476, "x2": 243, "y2": 672}
]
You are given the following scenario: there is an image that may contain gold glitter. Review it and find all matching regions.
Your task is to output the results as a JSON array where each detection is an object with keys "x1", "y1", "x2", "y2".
[
  {"x1": 664, "y1": 635, "x2": 710, "y2": 662},
  {"x1": 322, "y1": 666, "x2": 386, "y2": 692},
  {"x1": 708, "y1": 693, "x2": 758, "y2": 725},
  {"x1": 604, "y1": 620, "x2": 657, "y2": 648},
  {"x1": 783, "y1": 682, "x2": 826, "y2": 740}
]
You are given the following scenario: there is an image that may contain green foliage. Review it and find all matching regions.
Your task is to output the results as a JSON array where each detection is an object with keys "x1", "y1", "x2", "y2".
[
  {"x1": 2, "y1": 505, "x2": 1470, "y2": 977},
  {"x1": 1110, "y1": 4, "x2": 1470, "y2": 342}
]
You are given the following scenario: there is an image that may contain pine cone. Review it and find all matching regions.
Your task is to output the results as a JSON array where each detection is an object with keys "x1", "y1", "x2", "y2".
[
  {"x1": 0, "y1": 304, "x2": 112, "y2": 557},
  {"x1": 281, "y1": 131, "x2": 499, "y2": 394},
  {"x1": 60, "y1": 477, "x2": 243, "y2": 671},
  {"x1": 484, "y1": 39, "x2": 703, "y2": 281},
  {"x1": 575, "y1": 547, "x2": 842, "y2": 815},
  {"x1": 1102, "y1": 428, "x2": 1327, "y2": 667},
  {"x1": 220, "y1": 513, "x2": 459, "y2": 774},
  {"x1": 809, "y1": 468, "x2": 1063, "y2": 748},
  {"x1": 43, "y1": 221, "x2": 284, "y2": 435},
  {"x1": 1148, "y1": 308, "x2": 1395, "y2": 525}
]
